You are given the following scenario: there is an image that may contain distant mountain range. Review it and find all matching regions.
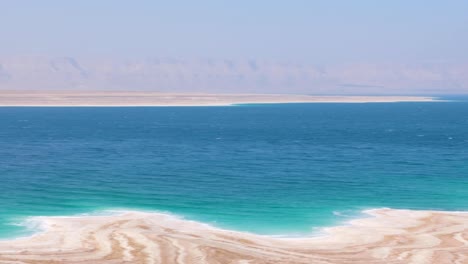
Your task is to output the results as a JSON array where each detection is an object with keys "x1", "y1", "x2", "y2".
[{"x1": 0, "y1": 56, "x2": 467, "y2": 94}]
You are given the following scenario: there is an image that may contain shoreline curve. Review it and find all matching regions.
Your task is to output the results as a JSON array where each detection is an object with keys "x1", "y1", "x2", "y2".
[{"x1": 0, "y1": 208, "x2": 467, "y2": 263}]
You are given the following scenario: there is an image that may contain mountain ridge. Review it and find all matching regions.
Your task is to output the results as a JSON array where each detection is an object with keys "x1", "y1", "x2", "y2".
[{"x1": 0, "y1": 56, "x2": 466, "y2": 94}]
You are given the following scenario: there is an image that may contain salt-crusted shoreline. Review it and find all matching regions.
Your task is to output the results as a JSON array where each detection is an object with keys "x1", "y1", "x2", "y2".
[{"x1": 0, "y1": 208, "x2": 466, "y2": 263}]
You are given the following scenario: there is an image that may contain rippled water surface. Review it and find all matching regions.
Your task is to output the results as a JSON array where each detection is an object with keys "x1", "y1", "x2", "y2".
[{"x1": 1, "y1": 101, "x2": 467, "y2": 237}]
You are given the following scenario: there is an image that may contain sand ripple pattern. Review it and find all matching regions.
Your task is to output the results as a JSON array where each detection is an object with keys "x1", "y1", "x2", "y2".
[{"x1": 0, "y1": 209, "x2": 467, "y2": 264}]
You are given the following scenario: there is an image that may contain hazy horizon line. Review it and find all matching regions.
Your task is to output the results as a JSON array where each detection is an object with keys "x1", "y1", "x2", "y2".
[{"x1": 1, "y1": 55, "x2": 467, "y2": 95}]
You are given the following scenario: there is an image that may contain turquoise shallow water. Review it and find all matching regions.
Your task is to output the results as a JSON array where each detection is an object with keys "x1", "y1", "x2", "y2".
[{"x1": 1, "y1": 100, "x2": 468, "y2": 238}]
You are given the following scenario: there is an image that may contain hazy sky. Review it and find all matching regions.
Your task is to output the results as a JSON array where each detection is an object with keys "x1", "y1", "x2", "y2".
[{"x1": 1, "y1": 0, "x2": 467, "y2": 63}]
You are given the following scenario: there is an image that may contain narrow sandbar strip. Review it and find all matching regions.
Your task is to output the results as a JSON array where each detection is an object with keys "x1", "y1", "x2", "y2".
[{"x1": 0, "y1": 90, "x2": 437, "y2": 106}]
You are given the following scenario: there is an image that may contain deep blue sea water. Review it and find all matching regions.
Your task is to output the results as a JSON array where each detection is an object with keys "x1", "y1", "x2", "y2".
[{"x1": 1, "y1": 100, "x2": 468, "y2": 238}]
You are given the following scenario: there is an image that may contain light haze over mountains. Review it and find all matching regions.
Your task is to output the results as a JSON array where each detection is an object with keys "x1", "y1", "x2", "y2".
[
  {"x1": 1, "y1": 1, "x2": 467, "y2": 94},
  {"x1": 0, "y1": 56, "x2": 467, "y2": 94}
]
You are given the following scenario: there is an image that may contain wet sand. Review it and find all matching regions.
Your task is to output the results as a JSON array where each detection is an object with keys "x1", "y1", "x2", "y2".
[
  {"x1": 0, "y1": 91, "x2": 436, "y2": 106},
  {"x1": 0, "y1": 208, "x2": 466, "y2": 263}
]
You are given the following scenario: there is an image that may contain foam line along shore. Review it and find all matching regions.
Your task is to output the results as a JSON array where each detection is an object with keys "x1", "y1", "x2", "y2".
[{"x1": 0, "y1": 208, "x2": 467, "y2": 263}]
